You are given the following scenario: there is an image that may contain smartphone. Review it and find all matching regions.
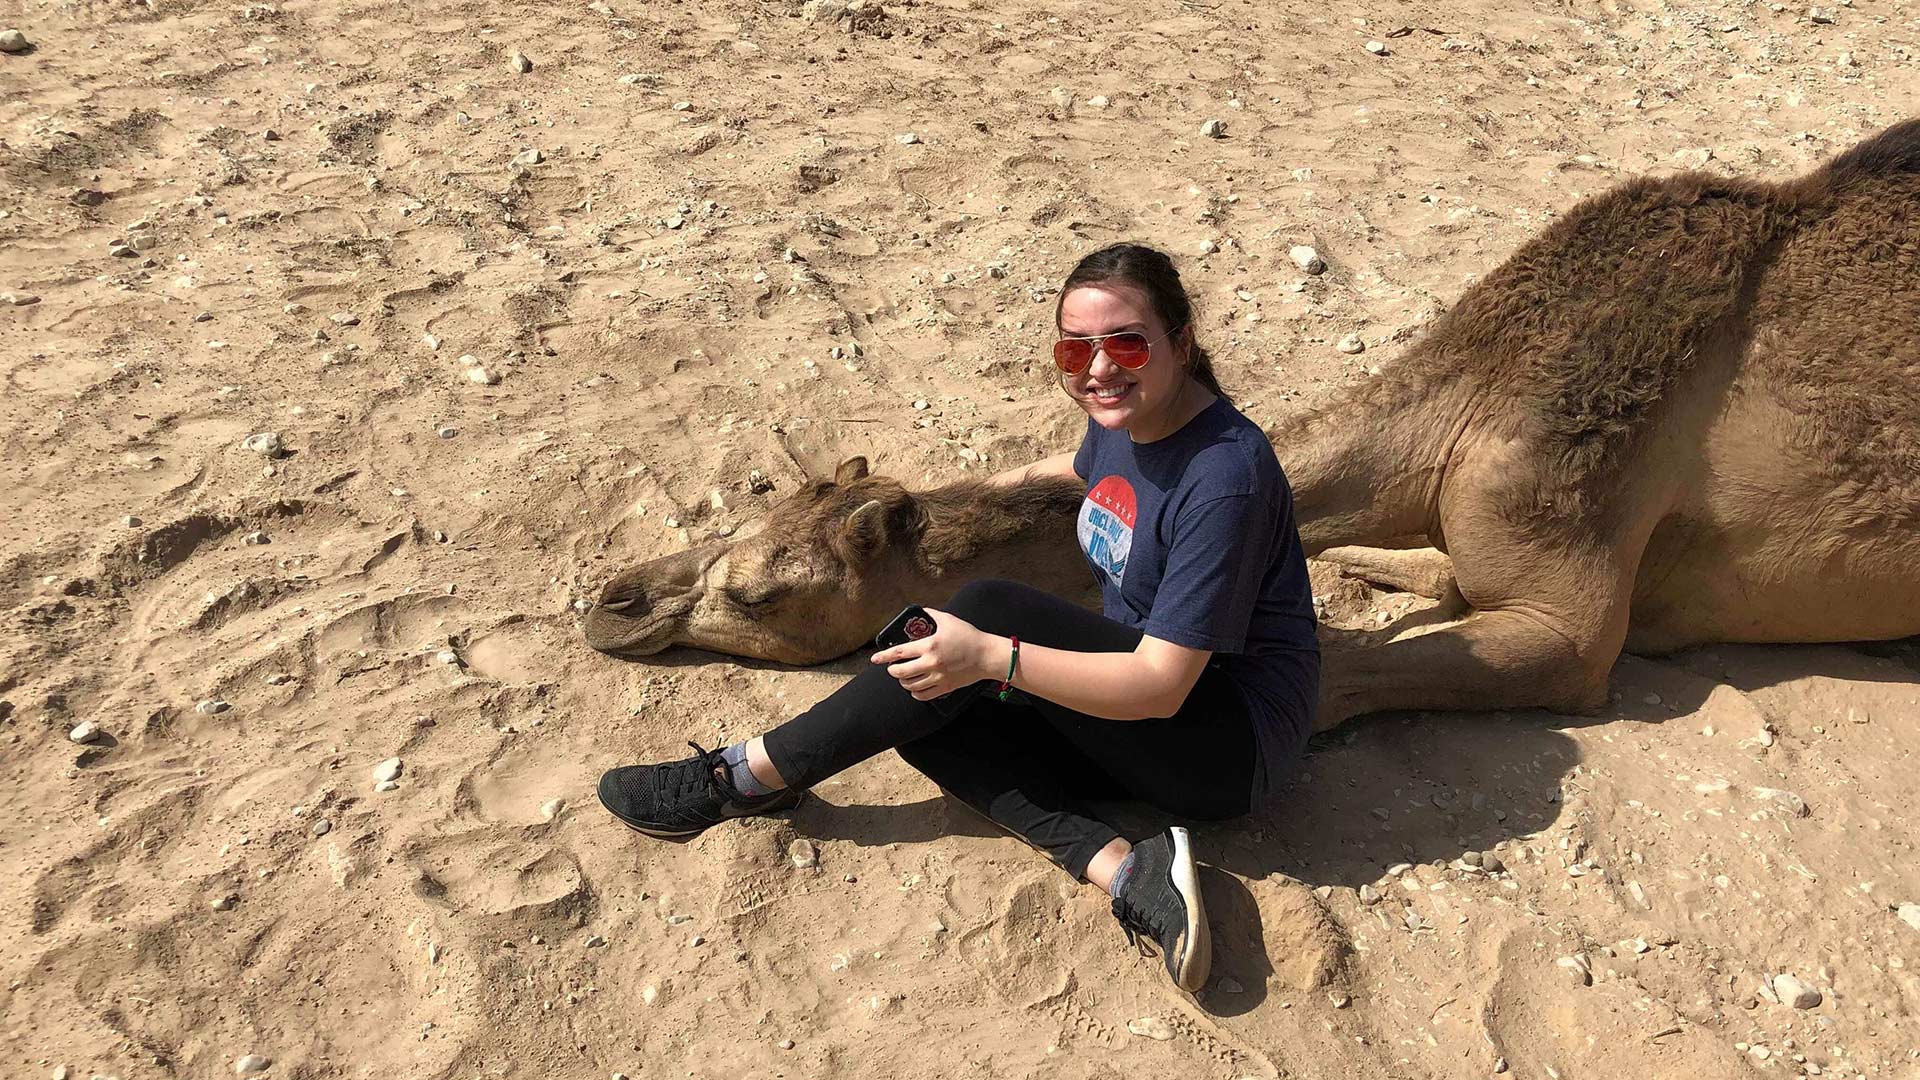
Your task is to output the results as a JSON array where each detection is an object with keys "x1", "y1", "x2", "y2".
[{"x1": 875, "y1": 604, "x2": 937, "y2": 649}]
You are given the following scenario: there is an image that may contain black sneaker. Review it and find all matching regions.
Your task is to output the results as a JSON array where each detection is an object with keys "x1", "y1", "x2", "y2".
[
  {"x1": 1110, "y1": 826, "x2": 1211, "y2": 992},
  {"x1": 597, "y1": 741, "x2": 802, "y2": 838}
]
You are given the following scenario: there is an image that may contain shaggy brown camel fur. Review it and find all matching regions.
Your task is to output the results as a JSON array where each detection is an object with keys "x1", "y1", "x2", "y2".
[{"x1": 586, "y1": 119, "x2": 1920, "y2": 727}]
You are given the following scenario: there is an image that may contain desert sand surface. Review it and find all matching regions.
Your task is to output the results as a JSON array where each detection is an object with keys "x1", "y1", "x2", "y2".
[{"x1": 3, "y1": 0, "x2": 1919, "y2": 1077}]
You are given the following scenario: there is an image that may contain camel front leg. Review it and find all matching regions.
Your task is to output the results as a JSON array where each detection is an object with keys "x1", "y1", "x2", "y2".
[
  {"x1": 1314, "y1": 608, "x2": 1619, "y2": 730},
  {"x1": 1316, "y1": 545, "x2": 1459, "y2": 602}
]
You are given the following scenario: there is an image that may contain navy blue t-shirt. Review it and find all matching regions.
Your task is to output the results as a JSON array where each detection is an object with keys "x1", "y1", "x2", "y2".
[{"x1": 1071, "y1": 396, "x2": 1319, "y2": 799}]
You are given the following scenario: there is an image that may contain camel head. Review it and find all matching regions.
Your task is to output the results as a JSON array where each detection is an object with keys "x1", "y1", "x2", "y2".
[{"x1": 584, "y1": 457, "x2": 932, "y2": 665}]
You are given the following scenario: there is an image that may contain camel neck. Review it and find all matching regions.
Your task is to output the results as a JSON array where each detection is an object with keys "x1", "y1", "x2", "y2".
[
  {"x1": 910, "y1": 476, "x2": 1087, "y2": 577},
  {"x1": 1273, "y1": 377, "x2": 1457, "y2": 554}
]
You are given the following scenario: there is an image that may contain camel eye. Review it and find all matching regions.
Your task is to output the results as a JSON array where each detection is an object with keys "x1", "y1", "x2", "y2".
[{"x1": 724, "y1": 585, "x2": 782, "y2": 609}]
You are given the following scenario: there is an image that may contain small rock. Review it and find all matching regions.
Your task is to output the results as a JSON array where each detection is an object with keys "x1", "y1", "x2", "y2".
[
  {"x1": 328, "y1": 311, "x2": 359, "y2": 326},
  {"x1": 689, "y1": 935, "x2": 705, "y2": 947},
  {"x1": 211, "y1": 893, "x2": 238, "y2": 911},
  {"x1": 1328, "y1": 990, "x2": 1352, "y2": 1008},
  {"x1": 1337, "y1": 334, "x2": 1365, "y2": 354},
  {"x1": 242, "y1": 531, "x2": 269, "y2": 545},
  {"x1": 1773, "y1": 973, "x2": 1821, "y2": 1009},
  {"x1": 1752, "y1": 786, "x2": 1809, "y2": 817},
  {"x1": 109, "y1": 242, "x2": 137, "y2": 258},
  {"x1": 912, "y1": 399, "x2": 929, "y2": 411},
  {"x1": 1893, "y1": 902, "x2": 1920, "y2": 931},
  {"x1": 1126, "y1": 1017, "x2": 1174, "y2": 1041},
  {"x1": 241, "y1": 432, "x2": 285, "y2": 458},
  {"x1": 584, "y1": 934, "x2": 606, "y2": 948},
  {"x1": 778, "y1": 1039, "x2": 795, "y2": 1050},
  {"x1": 541, "y1": 798, "x2": 565, "y2": 820},
  {"x1": 513, "y1": 148, "x2": 543, "y2": 166},
  {"x1": 0, "y1": 29, "x2": 31, "y2": 53},
  {"x1": 436, "y1": 426, "x2": 458, "y2": 439},
  {"x1": 672, "y1": 100, "x2": 693, "y2": 111},
  {"x1": 1480, "y1": 852, "x2": 1505, "y2": 873},
  {"x1": 1555, "y1": 954, "x2": 1592, "y2": 986},
  {"x1": 1216, "y1": 976, "x2": 1245, "y2": 993},
  {"x1": 68, "y1": 721, "x2": 101, "y2": 744},
  {"x1": 310, "y1": 819, "x2": 331, "y2": 837},
  {"x1": 263, "y1": 128, "x2": 282, "y2": 141},
  {"x1": 372, "y1": 757, "x2": 403, "y2": 782},
  {"x1": 1461, "y1": 850, "x2": 1483, "y2": 867},
  {"x1": 465, "y1": 365, "x2": 501, "y2": 385},
  {"x1": 197, "y1": 698, "x2": 231, "y2": 715},
  {"x1": 508, "y1": 50, "x2": 532, "y2": 73},
  {"x1": 1087, "y1": 95, "x2": 1109, "y2": 108},
  {"x1": 1199, "y1": 118, "x2": 1227, "y2": 139},
  {"x1": 1196, "y1": 238, "x2": 1218, "y2": 256},
  {"x1": 1357, "y1": 884, "x2": 1381, "y2": 905},
  {"x1": 1364, "y1": 40, "x2": 1388, "y2": 54},
  {"x1": 71, "y1": 188, "x2": 107, "y2": 207},
  {"x1": 896, "y1": 132, "x2": 921, "y2": 145},
  {"x1": 789, "y1": 839, "x2": 819, "y2": 868},
  {"x1": 374, "y1": 780, "x2": 398, "y2": 792},
  {"x1": 641, "y1": 984, "x2": 660, "y2": 1005},
  {"x1": 1289, "y1": 245, "x2": 1326, "y2": 274},
  {"x1": 265, "y1": 673, "x2": 295, "y2": 685},
  {"x1": 1808, "y1": 7, "x2": 1834, "y2": 23},
  {"x1": 0, "y1": 291, "x2": 40, "y2": 306},
  {"x1": 234, "y1": 1055, "x2": 271, "y2": 1075}
]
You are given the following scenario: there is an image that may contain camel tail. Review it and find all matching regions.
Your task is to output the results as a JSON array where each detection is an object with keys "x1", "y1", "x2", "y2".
[{"x1": 1815, "y1": 117, "x2": 1920, "y2": 189}]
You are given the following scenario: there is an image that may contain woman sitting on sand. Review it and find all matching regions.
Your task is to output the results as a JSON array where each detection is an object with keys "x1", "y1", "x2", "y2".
[{"x1": 597, "y1": 242, "x2": 1320, "y2": 993}]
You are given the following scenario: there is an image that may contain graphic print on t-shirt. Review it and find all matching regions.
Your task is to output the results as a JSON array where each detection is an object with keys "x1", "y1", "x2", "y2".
[{"x1": 1078, "y1": 475, "x2": 1137, "y2": 585}]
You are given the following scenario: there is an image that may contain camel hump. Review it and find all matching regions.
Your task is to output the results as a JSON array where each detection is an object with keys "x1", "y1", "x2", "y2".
[{"x1": 1817, "y1": 117, "x2": 1920, "y2": 187}]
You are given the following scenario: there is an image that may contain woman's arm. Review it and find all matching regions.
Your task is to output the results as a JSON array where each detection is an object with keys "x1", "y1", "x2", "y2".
[
  {"x1": 986, "y1": 450, "x2": 1081, "y2": 488},
  {"x1": 873, "y1": 611, "x2": 1211, "y2": 721}
]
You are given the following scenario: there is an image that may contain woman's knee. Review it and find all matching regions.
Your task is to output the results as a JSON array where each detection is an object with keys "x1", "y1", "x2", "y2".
[{"x1": 944, "y1": 578, "x2": 1029, "y2": 620}]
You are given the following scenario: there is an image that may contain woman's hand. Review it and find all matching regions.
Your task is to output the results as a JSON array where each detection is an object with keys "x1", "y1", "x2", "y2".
[{"x1": 870, "y1": 607, "x2": 1003, "y2": 701}]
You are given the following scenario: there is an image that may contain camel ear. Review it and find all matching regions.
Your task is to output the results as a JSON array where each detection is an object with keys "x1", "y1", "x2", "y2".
[
  {"x1": 834, "y1": 456, "x2": 870, "y2": 485},
  {"x1": 833, "y1": 498, "x2": 889, "y2": 565}
]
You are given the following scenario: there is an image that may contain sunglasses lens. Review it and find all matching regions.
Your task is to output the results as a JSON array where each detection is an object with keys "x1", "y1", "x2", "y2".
[
  {"x1": 1052, "y1": 339, "x2": 1093, "y2": 374},
  {"x1": 1104, "y1": 333, "x2": 1153, "y2": 369}
]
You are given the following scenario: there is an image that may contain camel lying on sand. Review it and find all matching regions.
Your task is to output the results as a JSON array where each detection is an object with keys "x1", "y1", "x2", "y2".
[{"x1": 586, "y1": 120, "x2": 1920, "y2": 728}]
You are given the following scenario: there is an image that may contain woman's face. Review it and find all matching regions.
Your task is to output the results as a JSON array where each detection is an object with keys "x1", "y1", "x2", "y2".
[{"x1": 1057, "y1": 283, "x2": 1191, "y2": 440}]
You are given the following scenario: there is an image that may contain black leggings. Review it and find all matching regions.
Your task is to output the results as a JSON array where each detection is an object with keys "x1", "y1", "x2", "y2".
[{"x1": 761, "y1": 579, "x2": 1258, "y2": 880}]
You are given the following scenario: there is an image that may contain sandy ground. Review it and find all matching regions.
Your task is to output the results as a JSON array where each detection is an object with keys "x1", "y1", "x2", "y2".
[{"x1": 3, "y1": 0, "x2": 1919, "y2": 1077}]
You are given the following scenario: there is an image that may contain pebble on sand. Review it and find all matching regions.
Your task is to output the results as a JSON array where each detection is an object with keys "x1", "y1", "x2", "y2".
[
  {"x1": 198, "y1": 699, "x2": 231, "y2": 715},
  {"x1": 1290, "y1": 245, "x2": 1326, "y2": 274},
  {"x1": 1126, "y1": 1017, "x2": 1175, "y2": 1040},
  {"x1": 789, "y1": 839, "x2": 819, "y2": 868},
  {"x1": 241, "y1": 432, "x2": 285, "y2": 458},
  {"x1": 0, "y1": 29, "x2": 31, "y2": 53},
  {"x1": 310, "y1": 819, "x2": 331, "y2": 837},
  {"x1": 465, "y1": 365, "x2": 501, "y2": 385},
  {"x1": 1199, "y1": 118, "x2": 1227, "y2": 139},
  {"x1": 68, "y1": 721, "x2": 101, "y2": 744},
  {"x1": 234, "y1": 1055, "x2": 271, "y2": 1075},
  {"x1": 1555, "y1": 954, "x2": 1592, "y2": 986},
  {"x1": 1, "y1": 291, "x2": 40, "y2": 306},
  {"x1": 897, "y1": 132, "x2": 922, "y2": 145},
  {"x1": 1892, "y1": 902, "x2": 1920, "y2": 932},
  {"x1": 373, "y1": 757, "x2": 403, "y2": 782},
  {"x1": 513, "y1": 148, "x2": 543, "y2": 166},
  {"x1": 1364, "y1": 40, "x2": 1388, "y2": 54},
  {"x1": 1337, "y1": 334, "x2": 1365, "y2": 354},
  {"x1": 541, "y1": 798, "x2": 565, "y2": 820},
  {"x1": 1772, "y1": 973, "x2": 1822, "y2": 1009},
  {"x1": 509, "y1": 50, "x2": 532, "y2": 73}
]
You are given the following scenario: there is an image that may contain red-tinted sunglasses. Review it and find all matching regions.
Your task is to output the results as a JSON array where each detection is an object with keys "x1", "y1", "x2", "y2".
[{"x1": 1051, "y1": 326, "x2": 1181, "y2": 375}]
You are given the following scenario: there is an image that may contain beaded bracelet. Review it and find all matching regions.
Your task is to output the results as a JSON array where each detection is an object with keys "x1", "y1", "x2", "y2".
[{"x1": 995, "y1": 636, "x2": 1020, "y2": 702}]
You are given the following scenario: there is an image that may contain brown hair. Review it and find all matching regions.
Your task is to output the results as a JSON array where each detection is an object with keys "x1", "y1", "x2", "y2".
[{"x1": 1054, "y1": 243, "x2": 1225, "y2": 398}]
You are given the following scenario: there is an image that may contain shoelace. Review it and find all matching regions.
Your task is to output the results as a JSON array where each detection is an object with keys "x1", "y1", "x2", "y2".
[
  {"x1": 1110, "y1": 895, "x2": 1162, "y2": 959},
  {"x1": 670, "y1": 741, "x2": 739, "y2": 802}
]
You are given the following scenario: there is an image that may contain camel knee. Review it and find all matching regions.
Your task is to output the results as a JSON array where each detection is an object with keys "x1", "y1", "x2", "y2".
[{"x1": 1492, "y1": 610, "x2": 1619, "y2": 713}]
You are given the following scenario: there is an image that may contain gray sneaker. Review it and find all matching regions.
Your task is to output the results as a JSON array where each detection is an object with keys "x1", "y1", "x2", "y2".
[{"x1": 1110, "y1": 826, "x2": 1211, "y2": 992}]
